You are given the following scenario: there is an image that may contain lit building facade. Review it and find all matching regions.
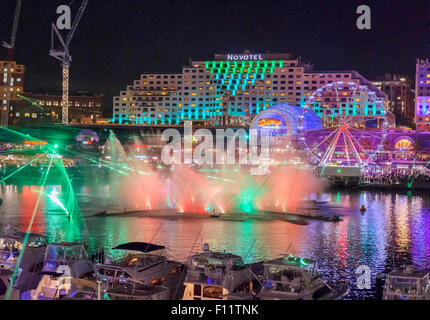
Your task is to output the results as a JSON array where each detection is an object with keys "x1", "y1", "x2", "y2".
[
  {"x1": 415, "y1": 59, "x2": 430, "y2": 131},
  {"x1": 113, "y1": 69, "x2": 221, "y2": 126},
  {"x1": 10, "y1": 92, "x2": 103, "y2": 125},
  {"x1": 372, "y1": 74, "x2": 414, "y2": 126},
  {"x1": 113, "y1": 52, "x2": 388, "y2": 126},
  {"x1": 1, "y1": 60, "x2": 24, "y2": 126}
]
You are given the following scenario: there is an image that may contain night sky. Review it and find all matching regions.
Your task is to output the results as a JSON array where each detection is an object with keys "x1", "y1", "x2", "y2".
[{"x1": 1, "y1": 0, "x2": 430, "y2": 116}]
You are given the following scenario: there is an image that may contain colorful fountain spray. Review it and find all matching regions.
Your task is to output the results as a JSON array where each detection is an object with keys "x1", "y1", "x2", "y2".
[{"x1": 102, "y1": 131, "x2": 324, "y2": 215}]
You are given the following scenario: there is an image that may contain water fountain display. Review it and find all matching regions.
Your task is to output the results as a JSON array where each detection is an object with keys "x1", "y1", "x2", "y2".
[
  {"x1": 2, "y1": 126, "x2": 430, "y2": 300},
  {"x1": 102, "y1": 131, "x2": 323, "y2": 216}
]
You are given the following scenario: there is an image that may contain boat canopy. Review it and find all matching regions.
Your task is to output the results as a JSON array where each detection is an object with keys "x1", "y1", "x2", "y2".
[
  {"x1": 45, "y1": 243, "x2": 89, "y2": 262},
  {"x1": 113, "y1": 242, "x2": 165, "y2": 253},
  {"x1": 264, "y1": 255, "x2": 317, "y2": 271}
]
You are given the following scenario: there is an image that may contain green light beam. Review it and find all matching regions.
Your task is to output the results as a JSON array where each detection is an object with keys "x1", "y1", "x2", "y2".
[
  {"x1": 16, "y1": 94, "x2": 45, "y2": 111},
  {"x1": 0, "y1": 148, "x2": 39, "y2": 154},
  {"x1": 5, "y1": 155, "x2": 54, "y2": 300},
  {"x1": 46, "y1": 187, "x2": 70, "y2": 216},
  {"x1": 0, "y1": 126, "x2": 42, "y2": 142},
  {"x1": 0, "y1": 151, "x2": 48, "y2": 183},
  {"x1": 205, "y1": 175, "x2": 236, "y2": 183},
  {"x1": 63, "y1": 148, "x2": 129, "y2": 176},
  {"x1": 58, "y1": 157, "x2": 81, "y2": 219},
  {"x1": 65, "y1": 148, "x2": 153, "y2": 176},
  {"x1": 408, "y1": 160, "x2": 430, "y2": 189}
]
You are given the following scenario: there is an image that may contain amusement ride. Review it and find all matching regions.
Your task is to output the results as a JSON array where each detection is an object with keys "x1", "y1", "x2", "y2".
[{"x1": 296, "y1": 81, "x2": 391, "y2": 175}]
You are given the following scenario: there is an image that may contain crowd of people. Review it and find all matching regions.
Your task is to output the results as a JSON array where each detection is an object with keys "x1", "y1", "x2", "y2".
[{"x1": 364, "y1": 170, "x2": 430, "y2": 185}]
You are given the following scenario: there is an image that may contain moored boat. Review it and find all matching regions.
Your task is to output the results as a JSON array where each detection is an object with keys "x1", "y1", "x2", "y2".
[
  {"x1": 257, "y1": 254, "x2": 348, "y2": 300},
  {"x1": 0, "y1": 269, "x2": 20, "y2": 300},
  {"x1": 94, "y1": 242, "x2": 186, "y2": 300},
  {"x1": 182, "y1": 244, "x2": 255, "y2": 300},
  {"x1": 104, "y1": 282, "x2": 170, "y2": 300},
  {"x1": 29, "y1": 243, "x2": 94, "y2": 300},
  {"x1": 383, "y1": 265, "x2": 430, "y2": 300},
  {"x1": 0, "y1": 228, "x2": 48, "y2": 295}
]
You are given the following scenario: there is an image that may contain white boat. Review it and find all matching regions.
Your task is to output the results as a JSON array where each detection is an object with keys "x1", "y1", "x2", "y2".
[
  {"x1": 29, "y1": 243, "x2": 94, "y2": 300},
  {"x1": 62, "y1": 278, "x2": 103, "y2": 300},
  {"x1": 383, "y1": 265, "x2": 430, "y2": 300},
  {"x1": 41, "y1": 243, "x2": 94, "y2": 278},
  {"x1": 183, "y1": 244, "x2": 254, "y2": 300},
  {"x1": 0, "y1": 269, "x2": 20, "y2": 300},
  {"x1": 104, "y1": 282, "x2": 170, "y2": 300},
  {"x1": 94, "y1": 242, "x2": 185, "y2": 300},
  {"x1": 257, "y1": 254, "x2": 348, "y2": 300},
  {"x1": 0, "y1": 228, "x2": 48, "y2": 294}
]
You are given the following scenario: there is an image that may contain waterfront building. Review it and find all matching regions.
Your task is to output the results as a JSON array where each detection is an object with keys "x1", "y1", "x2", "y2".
[
  {"x1": 415, "y1": 59, "x2": 430, "y2": 131},
  {"x1": 372, "y1": 74, "x2": 415, "y2": 126},
  {"x1": 2, "y1": 59, "x2": 103, "y2": 126},
  {"x1": 10, "y1": 92, "x2": 103, "y2": 125},
  {"x1": 113, "y1": 51, "x2": 389, "y2": 126},
  {"x1": 0, "y1": 60, "x2": 25, "y2": 126}
]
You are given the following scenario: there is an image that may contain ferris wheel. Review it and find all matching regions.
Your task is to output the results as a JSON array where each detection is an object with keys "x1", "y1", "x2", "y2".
[{"x1": 296, "y1": 81, "x2": 390, "y2": 169}]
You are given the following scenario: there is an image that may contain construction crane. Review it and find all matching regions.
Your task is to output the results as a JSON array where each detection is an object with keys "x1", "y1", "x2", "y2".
[
  {"x1": 49, "y1": 0, "x2": 88, "y2": 125},
  {"x1": 2, "y1": 0, "x2": 22, "y2": 52},
  {"x1": 1, "y1": 0, "x2": 22, "y2": 127}
]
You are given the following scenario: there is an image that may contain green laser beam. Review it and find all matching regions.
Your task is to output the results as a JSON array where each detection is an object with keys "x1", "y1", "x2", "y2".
[
  {"x1": 57, "y1": 157, "x2": 81, "y2": 219},
  {"x1": 47, "y1": 187, "x2": 69, "y2": 216},
  {"x1": 5, "y1": 155, "x2": 54, "y2": 300},
  {"x1": 0, "y1": 148, "x2": 41, "y2": 154},
  {"x1": 0, "y1": 152, "x2": 48, "y2": 183},
  {"x1": 16, "y1": 94, "x2": 45, "y2": 111},
  {"x1": 0, "y1": 126, "x2": 42, "y2": 142},
  {"x1": 408, "y1": 160, "x2": 430, "y2": 189},
  {"x1": 63, "y1": 148, "x2": 129, "y2": 175},
  {"x1": 205, "y1": 175, "x2": 235, "y2": 183},
  {"x1": 65, "y1": 148, "x2": 154, "y2": 176}
]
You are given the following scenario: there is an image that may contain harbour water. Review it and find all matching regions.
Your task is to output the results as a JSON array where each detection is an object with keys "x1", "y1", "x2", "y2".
[{"x1": 1, "y1": 179, "x2": 430, "y2": 299}]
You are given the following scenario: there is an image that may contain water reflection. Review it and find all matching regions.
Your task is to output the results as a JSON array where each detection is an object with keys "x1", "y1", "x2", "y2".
[{"x1": 1, "y1": 181, "x2": 430, "y2": 299}]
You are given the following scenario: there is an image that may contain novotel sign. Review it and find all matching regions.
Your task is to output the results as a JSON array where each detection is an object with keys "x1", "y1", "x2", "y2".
[{"x1": 226, "y1": 54, "x2": 264, "y2": 61}]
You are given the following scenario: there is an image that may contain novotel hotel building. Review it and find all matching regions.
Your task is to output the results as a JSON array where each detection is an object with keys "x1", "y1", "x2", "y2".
[{"x1": 113, "y1": 51, "x2": 387, "y2": 126}]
